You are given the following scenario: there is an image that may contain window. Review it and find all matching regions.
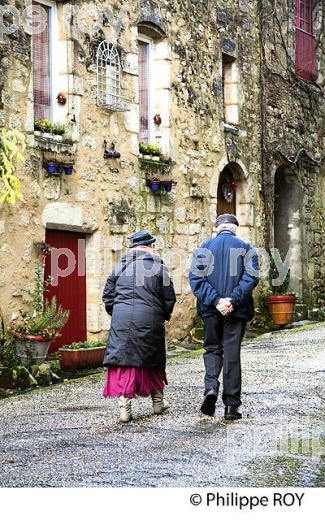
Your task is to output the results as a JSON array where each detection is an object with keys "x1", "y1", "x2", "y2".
[
  {"x1": 32, "y1": 1, "x2": 51, "y2": 120},
  {"x1": 222, "y1": 55, "x2": 239, "y2": 126},
  {"x1": 138, "y1": 38, "x2": 150, "y2": 143},
  {"x1": 295, "y1": 0, "x2": 318, "y2": 81},
  {"x1": 96, "y1": 41, "x2": 127, "y2": 111},
  {"x1": 296, "y1": 0, "x2": 313, "y2": 33}
]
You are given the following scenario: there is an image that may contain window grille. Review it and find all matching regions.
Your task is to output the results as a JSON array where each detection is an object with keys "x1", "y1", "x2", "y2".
[{"x1": 96, "y1": 41, "x2": 128, "y2": 111}]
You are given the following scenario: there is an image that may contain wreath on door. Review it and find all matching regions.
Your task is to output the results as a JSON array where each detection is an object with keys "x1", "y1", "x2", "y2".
[{"x1": 222, "y1": 179, "x2": 238, "y2": 203}]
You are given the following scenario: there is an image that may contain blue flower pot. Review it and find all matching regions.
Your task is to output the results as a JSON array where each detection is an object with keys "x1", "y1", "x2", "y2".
[
  {"x1": 164, "y1": 182, "x2": 173, "y2": 192},
  {"x1": 151, "y1": 182, "x2": 160, "y2": 192},
  {"x1": 47, "y1": 163, "x2": 57, "y2": 174},
  {"x1": 64, "y1": 166, "x2": 73, "y2": 175}
]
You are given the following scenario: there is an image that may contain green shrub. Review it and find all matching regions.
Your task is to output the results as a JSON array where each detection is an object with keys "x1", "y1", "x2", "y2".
[
  {"x1": 269, "y1": 251, "x2": 291, "y2": 296},
  {"x1": 60, "y1": 340, "x2": 106, "y2": 351}
]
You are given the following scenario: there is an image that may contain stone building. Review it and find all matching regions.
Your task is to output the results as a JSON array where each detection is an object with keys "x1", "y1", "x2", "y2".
[{"x1": 0, "y1": 0, "x2": 324, "y2": 349}]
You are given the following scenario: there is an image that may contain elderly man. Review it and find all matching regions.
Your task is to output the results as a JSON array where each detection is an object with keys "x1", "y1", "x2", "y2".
[{"x1": 189, "y1": 214, "x2": 259, "y2": 420}]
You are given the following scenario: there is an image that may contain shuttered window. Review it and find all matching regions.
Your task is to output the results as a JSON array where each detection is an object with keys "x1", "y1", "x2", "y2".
[
  {"x1": 32, "y1": 2, "x2": 51, "y2": 120},
  {"x1": 296, "y1": 0, "x2": 313, "y2": 33},
  {"x1": 295, "y1": 0, "x2": 318, "y2": 81},
  {"x1": 138, "y1": 40, "x2": 150, "y2": 144}
]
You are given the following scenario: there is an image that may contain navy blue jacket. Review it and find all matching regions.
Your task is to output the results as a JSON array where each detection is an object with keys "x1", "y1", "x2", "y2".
[
  {"x1": 103, "y1": 249, "x2": 176, "y2": 370},
  {"x1": 189, "y1": 231, "x2": 259, "y2": 321}
]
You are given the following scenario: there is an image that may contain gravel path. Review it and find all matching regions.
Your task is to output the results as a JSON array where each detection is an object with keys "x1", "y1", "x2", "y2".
[{"x1": 0, "y1": 324, "x2": 324, "y2": 487}]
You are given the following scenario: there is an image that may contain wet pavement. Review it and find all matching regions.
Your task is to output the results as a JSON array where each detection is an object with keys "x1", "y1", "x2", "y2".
[{"x1": 0, "y1": 324, "x2": 324, "y2": 487}]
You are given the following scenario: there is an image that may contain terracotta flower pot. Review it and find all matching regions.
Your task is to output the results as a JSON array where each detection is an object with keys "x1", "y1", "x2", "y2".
[
  {"x1": 59, "y1": 346, "x2": 106, "y2": 372},
  {"x1": 13, "y1": 332, "x2": 52, "y2": 366},
  {"x1": 265, "y1": 295, "x2": 296, "y2": 325}
]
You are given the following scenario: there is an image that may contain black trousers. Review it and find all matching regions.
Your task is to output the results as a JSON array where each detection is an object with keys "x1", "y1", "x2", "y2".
[{"x1": 203, "y1": 314, "x2": 246, "y2": 407}]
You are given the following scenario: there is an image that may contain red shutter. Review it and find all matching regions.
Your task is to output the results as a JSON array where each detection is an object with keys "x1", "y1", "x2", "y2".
[
  {"x1": 138, "y1": 40, "x2": 149, "y2": 144},
  {"x1": 296, "y1": 30, "x2": 318, "y2": 81},
  {"x1": 32, "y1": 2, "x2": 51, "y2": 120},
  {"x1": 44, "y1": 230, "x2": 87, "y2": 353}
]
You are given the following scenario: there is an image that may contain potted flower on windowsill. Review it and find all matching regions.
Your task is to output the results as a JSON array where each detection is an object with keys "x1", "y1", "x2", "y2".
[
  {"x1": 11, "y1": 258, "x2": 69, "y2": 366},
  {"x1": 264, "y1": 252, "x2": 296, "y2": 326},
  {"x1": 148, "y1": 144, "x2": 161, "y2": 162},
  {"x1": 58, "y1": 341, "x2": 106, "y2": 371},
  {"x1": 34, "y1": 119, "x2": 66, "y2": 139}
]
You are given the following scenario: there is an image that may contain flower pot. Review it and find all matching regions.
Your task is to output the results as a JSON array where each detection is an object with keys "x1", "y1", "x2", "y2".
[
  {"x1": 64, "y1": 165, "x2": 73, "y2": 175},
  {"x1": 150, "y1": 181, "x2": 160, "y2": 192},
  {"x1": 59, "y1": 346, "x2": 106, "y2": 372},
  {"x1": 152, "y1": 156, "x2": 160, "y2": 162},
  {"x1": 265, "y1": 295, "x2": 296, "y2": 325},
  {"x1": 13, "y1": 332, "x2": 52, "y2": 366},
  {"x1": 144, "y1": 155, "x2": 152, "y2": 161},
  {"x1": 164, "y1": 182, "x2": 173, "y2": 192},
  {"x1": 47, "y1": 163, "x2": 57, "y2": 174}
]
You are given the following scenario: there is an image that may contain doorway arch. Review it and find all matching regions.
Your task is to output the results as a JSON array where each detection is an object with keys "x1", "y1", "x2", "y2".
[
  {"x1": 210, "y1": 161, "x2": 254, "y2": 242},
  {"x1": 217, "y1": 165, "x2": 236, "y2": 216},
  {"x1": 274, "y1": 166, "x2": 303, "y2": 296}
]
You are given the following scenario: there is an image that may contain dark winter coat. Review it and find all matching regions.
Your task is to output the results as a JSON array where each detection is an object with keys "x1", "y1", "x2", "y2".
[
  {"x1": 189, "y1": 231, "x2": 259, "y2": 321},
  {"x1": 103, "y1": 248, "x2": 176, "y2": 370}
]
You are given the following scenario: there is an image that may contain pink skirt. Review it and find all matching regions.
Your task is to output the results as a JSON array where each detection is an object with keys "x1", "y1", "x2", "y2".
[{"x1": 103, "y1": 366, "x2": 167, "y2": 399}]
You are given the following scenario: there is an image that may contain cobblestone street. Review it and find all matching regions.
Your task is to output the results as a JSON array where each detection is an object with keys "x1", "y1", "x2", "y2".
[{"x1": 0, "y1": 324, "x2": 324, "y2": 487}]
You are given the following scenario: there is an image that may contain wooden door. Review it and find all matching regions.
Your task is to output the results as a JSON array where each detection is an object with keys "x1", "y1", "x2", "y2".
[
  {"x1": 217, "y1": 167, "x2": 236, "y2": 216},
  {"x1": 44, "y1": 230, "x2": 87, "y2": 353}
]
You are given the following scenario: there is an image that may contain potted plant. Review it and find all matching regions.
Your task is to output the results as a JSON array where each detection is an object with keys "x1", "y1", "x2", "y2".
[
  {"x1": 64, "y1": 164, "x2": 73, "y2": 175},
  {"x1": 59, "y1": 341, "x2": 106, "y2": 371},
  {"x1": 11, "y1": 258, "x2": 69, "y2": 366},
  {"x1": 47, "y1": 163, "x2": 58, "y2": 174},
  {"x1": 150, "y1": 180, "x2": 160, "y2": 192},
  {"x1": 139, "y1": 142, "x2": 146, "y2": 159},
  {"x1": 149, "y1": 144, "x2": 161, "y2": 161},
  {"x1": 265, "y1": 252, "x2": 296, "y2": 326}
]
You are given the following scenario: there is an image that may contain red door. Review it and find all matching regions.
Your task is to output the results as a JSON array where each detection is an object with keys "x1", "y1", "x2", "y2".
[{"x1": 44, "y1": 230, "x2": 87, "y2": 353}]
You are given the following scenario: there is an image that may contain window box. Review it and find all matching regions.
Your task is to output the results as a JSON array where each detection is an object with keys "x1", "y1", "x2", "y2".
[
  {"x1": 33, "y1": 132, "x2": 76, "y2": 154},
  {"x1": 139, "y1": 157, "x2": 174, "y2": 175}
]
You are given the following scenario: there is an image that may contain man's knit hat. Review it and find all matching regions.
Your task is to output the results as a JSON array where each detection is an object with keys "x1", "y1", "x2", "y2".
[{"x1": 215, "y1": 214, "x2": 239, "y2": 227}]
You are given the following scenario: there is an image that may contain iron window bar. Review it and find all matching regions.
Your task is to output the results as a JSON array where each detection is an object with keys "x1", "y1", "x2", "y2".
[{"x1": 96, "y1": 41, "x2": 129, "y2": 112}]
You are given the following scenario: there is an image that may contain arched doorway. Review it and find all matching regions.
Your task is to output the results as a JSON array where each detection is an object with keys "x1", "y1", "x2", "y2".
[
  {"x1": 217, "y1": 165, "x2": 236, "y2": 216},
  {"x1": 212, "y1": 161, "x2": 253, "y2": 242},
  {"x1": 274, "y1": 167, "x2": 303, "y2": 296}
]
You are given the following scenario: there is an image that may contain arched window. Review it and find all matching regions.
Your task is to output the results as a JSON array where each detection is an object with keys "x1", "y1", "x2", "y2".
[{"x1": 96, "y1": 41, "x2": 127, "y2": 111}]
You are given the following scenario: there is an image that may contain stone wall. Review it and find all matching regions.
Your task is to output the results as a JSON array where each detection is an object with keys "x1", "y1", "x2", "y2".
[
  {"x1": 260, "y1": 0, "x2": 325, "y2": 312},
  {"x1": 0, "y1": 0, "x2": 323, "y2": 340},
  {"x1": 0, "y1": 0, "x2": 264, "y2": 339}
]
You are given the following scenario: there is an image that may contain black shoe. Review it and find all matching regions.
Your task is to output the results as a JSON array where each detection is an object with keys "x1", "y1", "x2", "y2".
[
  {"x1": 224, "y1": 406, "x2": 242, "y2": 421},
  {"x1": 201, "y1": 389, "x2": 218, "y2": 416}
]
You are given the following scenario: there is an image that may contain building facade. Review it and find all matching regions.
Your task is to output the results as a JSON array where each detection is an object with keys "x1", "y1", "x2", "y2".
[{"x1": 0, "y1": 0, "x2": 324, "y2": 348}]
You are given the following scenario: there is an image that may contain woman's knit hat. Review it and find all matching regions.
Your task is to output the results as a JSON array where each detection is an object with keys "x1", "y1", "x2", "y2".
[{"x1": 129, "y1": 230, "x2": 156, "y2": 248}]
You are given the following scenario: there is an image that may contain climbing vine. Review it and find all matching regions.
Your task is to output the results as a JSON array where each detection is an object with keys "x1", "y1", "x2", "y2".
[{"x1": 0, "y1": 129, "x2": 25, "y2": 206}]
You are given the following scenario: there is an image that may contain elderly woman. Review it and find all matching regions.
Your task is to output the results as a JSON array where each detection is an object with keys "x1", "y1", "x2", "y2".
[{"x1": 102, "y1": 230, "x2": 176, "y2": 423}]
